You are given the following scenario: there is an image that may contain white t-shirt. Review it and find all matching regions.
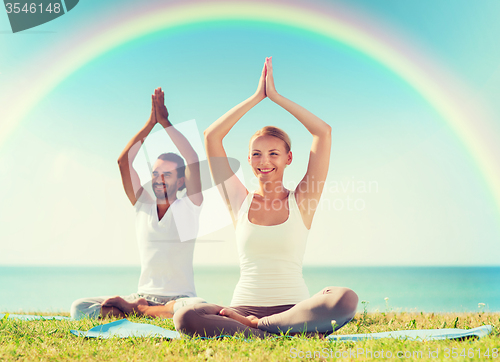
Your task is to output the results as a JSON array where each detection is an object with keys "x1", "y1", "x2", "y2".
[{"x1": 134, "y1": 191, "x2": 202, "y2": 296}]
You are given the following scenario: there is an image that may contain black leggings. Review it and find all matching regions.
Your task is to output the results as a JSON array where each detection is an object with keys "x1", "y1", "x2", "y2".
[{"x1": 174, "y1": 286, "x2": 358, "y2": 337}]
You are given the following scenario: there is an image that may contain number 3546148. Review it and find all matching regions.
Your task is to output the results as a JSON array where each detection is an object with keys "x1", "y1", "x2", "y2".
[
  {"x1": 444, "y1": 348, "x2": 498, "y2": 358},
  {"x1": 5, "y1": 3, "x2": 61, "y2": 14}
]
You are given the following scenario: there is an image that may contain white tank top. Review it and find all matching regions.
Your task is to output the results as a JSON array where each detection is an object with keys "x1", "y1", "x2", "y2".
[{"x1": 230, "y1": 190, "x2": 310, "y2": 306}]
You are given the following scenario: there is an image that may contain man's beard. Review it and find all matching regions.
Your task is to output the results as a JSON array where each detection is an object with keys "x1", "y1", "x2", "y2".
[{"x1": 153, "y1": 183, "x2": 172, "y2": 200}]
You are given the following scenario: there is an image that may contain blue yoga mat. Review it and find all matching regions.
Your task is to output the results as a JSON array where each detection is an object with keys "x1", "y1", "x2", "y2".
[
  {"x1": 70, "y1": 319, "x2": 181, "y2": 339},
  {"x1": 328, "y1": 325, "x2": 493, "y2": 341},
  {"x1": 0, "y1": 313, "x2": 70, "y2": 321}
]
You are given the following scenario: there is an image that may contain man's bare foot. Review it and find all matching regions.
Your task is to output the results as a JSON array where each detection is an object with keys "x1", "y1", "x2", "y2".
[
  {"x1": 165, "y1": 300, "x2": 176, "y2": 311},
  {"x1": 102, "y1": 296, "x2": 148, "y2": 315},
  {"x1": 219, "y1": 308, "x2": 259, "y2": 328},
  {"x1": 100, "y1": 306, "x2": 126, "y2": 319}
]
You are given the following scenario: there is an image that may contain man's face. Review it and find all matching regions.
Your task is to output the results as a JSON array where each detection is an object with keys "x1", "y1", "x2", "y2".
[{"x1": 151, "y1": 159, "x2": 183, "y2": 200}]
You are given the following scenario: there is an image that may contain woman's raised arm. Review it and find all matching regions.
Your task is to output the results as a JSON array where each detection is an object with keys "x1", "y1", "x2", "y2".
[
  {"x1": 266, "y1": 57, "x2": 332, "y2": 229},
  {"x1": 204, "y1": 61, "x2": 267, "y2": 221}
]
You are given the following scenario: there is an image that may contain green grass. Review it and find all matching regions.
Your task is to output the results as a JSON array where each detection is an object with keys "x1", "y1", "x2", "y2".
[{"x1": 0, "y1": 312, "x2": 498, "y2": 361}]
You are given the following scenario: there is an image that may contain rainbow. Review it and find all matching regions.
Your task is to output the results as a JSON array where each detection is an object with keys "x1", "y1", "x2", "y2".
[{"x1": 2, "y1": 0, "x2": 500, "y2": 216}]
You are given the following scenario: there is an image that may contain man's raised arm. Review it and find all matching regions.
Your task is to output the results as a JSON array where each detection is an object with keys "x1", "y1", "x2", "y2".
[
  {"x1": 117, "y1": 95, "x2": 157, "y2": 206},
  {"x1": 154, "y1": 87, "x2": 203, "y2": 206}
]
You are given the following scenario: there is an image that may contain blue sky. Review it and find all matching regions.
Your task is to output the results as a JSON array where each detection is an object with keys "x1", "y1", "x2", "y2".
[{"x1": 0, "y1": 0, "x2": 499, "y2": 266}]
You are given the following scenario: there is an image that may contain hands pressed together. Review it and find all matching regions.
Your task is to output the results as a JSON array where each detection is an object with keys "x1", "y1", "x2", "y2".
[
  {"x1": 255, "y1": 56, "x2": 279, "y2": 102},
  {"x1": 148, "y1": 87, "x2": 170, "y2": 127},
  {"x1": 149, "y1": 56, "x2": 276, "y2": 128}
]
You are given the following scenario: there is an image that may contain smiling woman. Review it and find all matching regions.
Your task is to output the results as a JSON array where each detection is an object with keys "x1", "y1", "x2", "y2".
[{"x1": 172, "y1": 58, "x2": 358, "y2": 338}]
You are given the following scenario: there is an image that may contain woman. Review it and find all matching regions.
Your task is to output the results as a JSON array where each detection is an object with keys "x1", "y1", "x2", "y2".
[{"x1": 174, "y1": 58, "x2": 358, "y2": 337}]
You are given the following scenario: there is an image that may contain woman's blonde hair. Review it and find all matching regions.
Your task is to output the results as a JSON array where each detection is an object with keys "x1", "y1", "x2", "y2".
[{"x1": 249, "y1": 126, "x2": 291, "y2": 153}]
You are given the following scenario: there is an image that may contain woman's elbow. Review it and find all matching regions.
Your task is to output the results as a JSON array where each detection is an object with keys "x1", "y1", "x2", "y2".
[
  {"x1": 324, "y1": 124, "x2": 332, "y2": 136},
  {"x1": 316, "y1": 124, "x2": 331, "y2": 140},
  {"x1": 203, "y1": 129, "x2": 212, "y2": 140},
  {"x1": 204, "y1": 127, "x2": 224, "y2": 142},
  {"x1": 204, "y1": 130, "x2": 219, "y2": 146}
]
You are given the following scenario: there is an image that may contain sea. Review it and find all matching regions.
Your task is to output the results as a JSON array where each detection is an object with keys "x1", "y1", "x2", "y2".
[{"x1": 0, "y1": 266, "x2": 499, "y2": 314}]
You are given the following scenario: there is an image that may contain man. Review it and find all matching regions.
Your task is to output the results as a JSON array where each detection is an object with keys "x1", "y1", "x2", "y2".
[{"x1": 70, "y1": 88, "x2": 205, "y2": 319}]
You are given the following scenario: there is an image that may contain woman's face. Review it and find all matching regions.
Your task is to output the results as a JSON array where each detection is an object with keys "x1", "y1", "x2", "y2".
[{"x1": 248, "y1": 135, "x2": 292, "y2": 182}]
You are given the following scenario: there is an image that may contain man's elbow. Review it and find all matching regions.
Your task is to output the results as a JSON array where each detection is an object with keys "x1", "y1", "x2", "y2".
[
  {"x1": 117, "y1": 157, "x2": 128, "y2": 169},
  {"x1": 185, "y1": 155, "x2": 200, "y2": 165}
]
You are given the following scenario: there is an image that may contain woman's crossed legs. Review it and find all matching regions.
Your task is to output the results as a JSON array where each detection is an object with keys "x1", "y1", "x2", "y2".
[{"x1": 174, "y1": 286, "x2": 358, "y2": 338}]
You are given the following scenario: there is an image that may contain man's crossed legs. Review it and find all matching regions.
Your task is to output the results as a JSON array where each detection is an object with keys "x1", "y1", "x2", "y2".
[{"x1": 71, "y1": 293, "x2": 206, "y2": 320}]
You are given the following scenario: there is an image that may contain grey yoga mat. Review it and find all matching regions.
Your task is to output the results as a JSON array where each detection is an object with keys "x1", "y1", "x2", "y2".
[
  {"x1": 70, "y1": 319, "x2": 181, "y2": 339},
  {"x1": 0, "y1": 313, "x2": 70, "y2": 321},
  {"x1": 327, "y1": 325, "x2": 493, "y2": 341}
]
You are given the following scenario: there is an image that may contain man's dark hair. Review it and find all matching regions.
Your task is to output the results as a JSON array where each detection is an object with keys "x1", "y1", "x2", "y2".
[{"x1": 157, "y1": 153, "x2": 186, "y2": 191}]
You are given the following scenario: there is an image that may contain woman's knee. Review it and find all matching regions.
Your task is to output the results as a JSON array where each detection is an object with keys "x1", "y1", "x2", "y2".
[
  {"x1": 173, "y1": 305, "x2": 198, "y2": 334},
  {"x1": 338, "y1": 288, "x2": 358, "y2": 316},
  {"x1": 336, "y1": 289, "x2": 358, "y2": 330},
  {"x1": 322, "y1": 287, "x2": 358, "y2": 315}
]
